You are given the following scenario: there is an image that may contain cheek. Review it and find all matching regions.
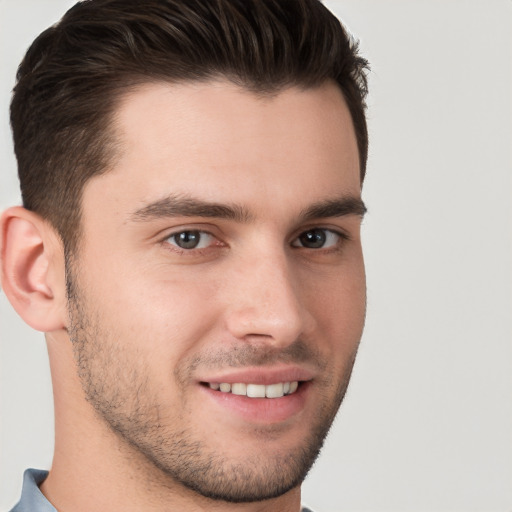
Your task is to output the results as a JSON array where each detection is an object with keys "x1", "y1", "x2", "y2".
[
  {"x1": 83, "y1": 259, "x2": 223, "y2": 362},
  {"x1": 305, "y1": 261, "x2": 366, "y2": 346}
]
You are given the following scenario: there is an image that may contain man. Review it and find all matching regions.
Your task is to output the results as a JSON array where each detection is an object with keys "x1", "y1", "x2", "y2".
[{"x1": 1, "y1": 0, "x2": 369, "y2": 510}]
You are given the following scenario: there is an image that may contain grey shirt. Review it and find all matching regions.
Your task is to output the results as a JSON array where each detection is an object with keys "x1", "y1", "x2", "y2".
[
  {"x1": 10, "y1": 468, "x2": 314, "y2": 512},
  {"x1": 10, "y1": 469, "x2": 55, "y2": 512}
]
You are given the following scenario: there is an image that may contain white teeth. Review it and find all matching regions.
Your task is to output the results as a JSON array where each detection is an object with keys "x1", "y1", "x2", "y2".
[
  {"x1": 266, "y1": 383, "x2": 284, "y2": 398},
  {"x1": 209, "y1": 381, "x2": 299, "y2": 398},
  {"x1": 231, "y1": 383, "x2": 247, "y2": 395},
  {"x1": 247, "y1": 384, "x2": 266, "y2": 398}
]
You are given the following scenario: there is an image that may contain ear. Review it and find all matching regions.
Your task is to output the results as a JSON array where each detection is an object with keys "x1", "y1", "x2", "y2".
[{"x1": 1, "y1": 206, "x2": 67, "y2": 332}]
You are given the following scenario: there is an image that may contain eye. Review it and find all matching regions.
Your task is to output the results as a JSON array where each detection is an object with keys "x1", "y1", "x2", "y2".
[
  {"x1": 166, "y1": 230, "x2": 214, "y2": 250},
  {"x1": 292, "y1": 228, "x2": 344, "y2": 249}
]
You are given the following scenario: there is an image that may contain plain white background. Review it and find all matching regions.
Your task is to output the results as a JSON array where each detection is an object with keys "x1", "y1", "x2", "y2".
[{"x1": 1, "y1": 1, "x2": 511, "y2": 510}]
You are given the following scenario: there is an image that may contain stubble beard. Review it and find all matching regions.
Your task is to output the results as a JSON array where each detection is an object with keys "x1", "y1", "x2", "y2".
[{"x1": 65, "y1": 265, "x2": 358, "y2": 503}]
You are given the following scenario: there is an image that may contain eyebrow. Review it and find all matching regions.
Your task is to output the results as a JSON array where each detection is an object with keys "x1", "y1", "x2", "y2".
[
  {"x1": 131, "y1": 194, "x2": 253, "y2": 222},
  {"x1": 300, "y1": 196, "x2": 367, "y2": 221},
  {"x1": 130, "y1": 193, "x2": 366, "y2": 223}
]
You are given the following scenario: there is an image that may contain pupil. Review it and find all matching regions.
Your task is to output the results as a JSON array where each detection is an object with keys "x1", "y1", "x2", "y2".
[
  {"x1": 175, "y1": 231, "x2": 200, "y2": 249},
  {"x1": 300, "y1": 229, "x2": 326, "y2": 248}
]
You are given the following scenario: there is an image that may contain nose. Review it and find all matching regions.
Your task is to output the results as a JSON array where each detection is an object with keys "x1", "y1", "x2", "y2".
[{"x1": 224, "y1": 249, "x2": 315, "y2": 348}]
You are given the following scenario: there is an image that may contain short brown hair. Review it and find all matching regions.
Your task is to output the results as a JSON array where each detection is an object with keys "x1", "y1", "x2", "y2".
[{"x1": 10, "y1": 0, "x2": 369, "y2": 253}]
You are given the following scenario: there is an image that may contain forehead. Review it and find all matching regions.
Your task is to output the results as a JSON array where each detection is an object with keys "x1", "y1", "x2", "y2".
[{"x1": 84, "y1": 80, "x2": 361, "y2": 222}]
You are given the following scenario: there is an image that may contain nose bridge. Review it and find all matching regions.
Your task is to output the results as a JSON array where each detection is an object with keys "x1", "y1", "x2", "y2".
[{"x1": 224, "y1": 244, "x2": 310, "y2": 345}]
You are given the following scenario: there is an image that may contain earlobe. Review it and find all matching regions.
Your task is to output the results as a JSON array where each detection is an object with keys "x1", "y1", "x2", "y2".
[{"x1": 1, "y1": 207, "x2": 67, "y2": 332}]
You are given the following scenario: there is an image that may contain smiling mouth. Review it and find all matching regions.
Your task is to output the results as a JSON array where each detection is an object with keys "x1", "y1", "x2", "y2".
[{"x1": 204, "y1": 381, "x2": 300, "y2": 398}]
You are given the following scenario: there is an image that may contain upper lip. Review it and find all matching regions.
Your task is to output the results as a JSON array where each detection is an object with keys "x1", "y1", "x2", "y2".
[{"x1": 197, "y1": 365, "x2": 315, "y2": 385}]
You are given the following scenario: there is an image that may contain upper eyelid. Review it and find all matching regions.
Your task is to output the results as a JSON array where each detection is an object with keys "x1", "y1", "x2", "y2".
[
  {"x1": 158, "y1": 225, "x2": 220, "y2": 241},
  {"x1": 163, "y1": 229, "x2": 217, "y2": 243},
  {"x1": 165, "y1": 227, "x2": 212, "y2": 236}
]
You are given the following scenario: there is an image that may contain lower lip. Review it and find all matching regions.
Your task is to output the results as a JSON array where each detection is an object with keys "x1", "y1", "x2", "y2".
[{"x1": 200, "y1": 382, "x2": 310, "y2": 424}]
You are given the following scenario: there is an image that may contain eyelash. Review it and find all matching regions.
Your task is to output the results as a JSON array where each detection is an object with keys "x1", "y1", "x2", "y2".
[{"x1": 162, "y1": 227, "x2": 350, "y2": 254}]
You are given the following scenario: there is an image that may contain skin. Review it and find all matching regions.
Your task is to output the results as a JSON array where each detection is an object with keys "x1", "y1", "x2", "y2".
[{"x1": 1, "y1": 80, "x2": 366, "y2": 512}]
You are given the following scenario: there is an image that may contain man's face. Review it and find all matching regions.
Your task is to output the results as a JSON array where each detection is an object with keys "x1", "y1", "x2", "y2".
[{"x1": 68, "y1": 80, "x2": 366, "y2": 502}]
